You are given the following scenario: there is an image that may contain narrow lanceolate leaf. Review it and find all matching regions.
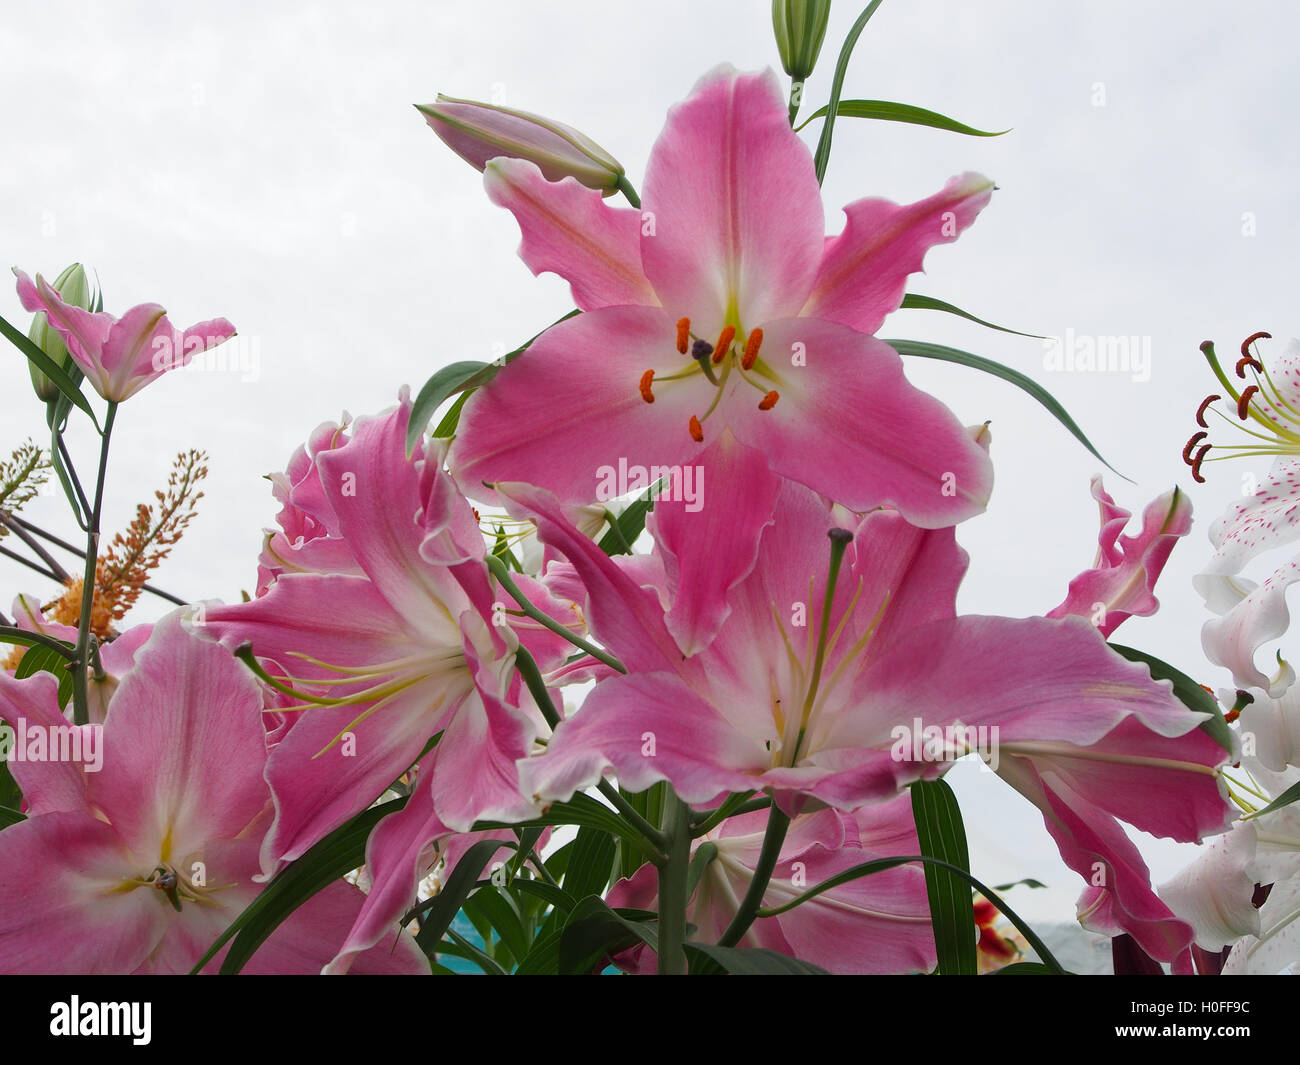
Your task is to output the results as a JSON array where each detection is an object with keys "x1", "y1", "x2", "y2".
[
  {"x1": 406, "y1": 360, "x2": 499, "y2": 454},
  {"x1": 561, "y1": 825, "x2": 619, "y2": 903},
  {"x1": 1249, "y1": 780, "x2": 1300, "y2": 819},
  {"x1": 472, "y1": 792, "x2": 646, "y2": 848},
  {"x1": 798, "y1": 99, "x2": 1008, "y2": 138},
  {"x1": 558, "y1": 896, "x2": 659, "y2": 975},
  {"x1": 408, "y1": 837, "x2": 516, "y2": 955},
  {"x1": 190, "y1": 796, "x2": 406, "y2": 975},
  {"x1": 685, "y1": 943, "x2": 828, "y2": 974},
  {"x1": 0, "y1": 314, "x2": 98, "y2": 426},
  {"x1": 0, "y1": 804, "x2": 24, "y2": 828},
  {"x1": 911, "y1": 779, "x2": 977, "y2": 976},
  {"x1": 885, "y1": 338, "x2": 1123, "y2": 478},
  {"x1": 899, "y1": 294, "x2": 1043, "y2": 339},
  {"x1": 812, "y1": 0, "x2": 886, "y2": 184},
  {"x1": 1108, "y1": 644, "x2": 1235, "y2": 754},
  {"x1": 598, "y1": 482, "x2": 661, "y2": 556},
  {"x1": 406, "y1": 308, "x2": 582, "y2": 452}
]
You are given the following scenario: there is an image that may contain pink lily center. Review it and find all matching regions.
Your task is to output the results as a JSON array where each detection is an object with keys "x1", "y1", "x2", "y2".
[{"x1": 638, "y1": 316, "x2": 782, "y2": 443}]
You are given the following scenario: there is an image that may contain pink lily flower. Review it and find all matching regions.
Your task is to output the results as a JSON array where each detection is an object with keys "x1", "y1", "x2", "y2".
[
  {"x1": 13, "y1": 269, "x2": 236, "y2": 403},
  {"x1": 499, "y1": 433, "x2": 1233, "y2": 969},
  {"x1": 1045, "y1": 476, "x2": 1192, "y2": 637},
  {"x1": 203, "y1": 392, "x2": 564, "y2": 884},
  {"x1": 0, "y1": 614, "x2": 426, "y2": 973},
  {"x1": 606, "y1": 796, "x2": 934, "y2": 974},
  {"x1": 449, "y1": 65, "x2": 995, "y2": 530}
]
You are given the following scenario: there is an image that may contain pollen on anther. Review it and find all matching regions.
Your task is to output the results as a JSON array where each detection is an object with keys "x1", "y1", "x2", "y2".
[
  {"x1": 1237, "y1": 386, "x2": 1259, "y2": 420},
  {"x1": 711, "y1": 325, "x2": 736, "y2": 364},
  {"x1": 742, "y1": 328, "x2": 763, "y2": 370},
  {"x1": 1241, "y1": 331, "x2": 1272, "y2": 356},
  {"x1": 1182, "y1": 431, "x2": 1207, "y2": 465},
  {"x1": 1191, "y1": 444, "x2": 1212, "y2": 484},
  {"x1": 676, "y1": 317, "x2": 691, "y2": 355},
  {"x1": 758, "y1": 390, "x2": 779, "y2": 411},
  {"x1": 1196, "y1": 394, "x2": 1220, "y2": 428},
  {"x1": 1236, "y1": 355, "x2": 1264, "y2": 377},
  {"x1": 688, "y1": 415, "x2": 704, "y2": 442},
  {"x1": 639, "y1": 369, "x2": 655, "y2": 403}
]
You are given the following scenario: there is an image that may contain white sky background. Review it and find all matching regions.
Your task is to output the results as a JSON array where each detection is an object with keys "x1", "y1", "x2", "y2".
[{"x1": 1, "y1": 0, "x2": 1297, "y2": 930}]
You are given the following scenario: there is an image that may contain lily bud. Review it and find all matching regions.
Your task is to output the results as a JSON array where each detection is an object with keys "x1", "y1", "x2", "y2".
[
  {"x1": 771, "y1": 0, "x2": 832, "y2": 82},
  {"x1": 26, "y1": 262, "x2": 92, "y2": 402},
  {"x1": 417, "y1": 94, "x2": 625, "y2": 196}
]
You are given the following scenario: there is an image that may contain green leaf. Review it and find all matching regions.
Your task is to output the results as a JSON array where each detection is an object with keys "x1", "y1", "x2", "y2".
[
  {"x1": 473, "y1": 792, "x2": 645, "y2": 849},
  {"x1": 885, "y1": 338, "x2": 1124, "y2": 478},
  {"x1": 616, "y1": 781, "x2": 666, "y2": 878},
  {"x1": 406, "y1": 360, "x2": 498, "y2": 454},
  {"x1": 14, "y1": 642, "x2": 74, "y2": 708},
  {"x1": 598, "y1": 484, "x2": 660, "y2": 556},
  {"x1": 911, "y1": 779, "x2": 978, "y2": 975},
  {"x1": 561, "y1": 825, "x2": 618, "y2": 903},
  {"x1": 812, "y1": 0, "x2": 886, "y2": 184},
  {"x1": 684, "y1": 943, "x2": 828, "y2": 974},
  {"x1": 0, "y1": 313, "x2": 98, "y2": 426},
  {"x1": 409, "y1": 838, "x2": 515, "y2": 955},
  {"x1": 440, "y1": 928, "x2": 509, "y2": 975},
  {"x1": 1250, "y1": 780, "x2": 1300, "y2": 819},
  {"x1": 989, "y1": 961, "x2": 1062, "y2": 975},
  {"x1": 463, "y1": 887, "x2": 531, "y2": 966},
  {"x1": 1109, "y1": 643, "x2": 1235, "y2": 753},
  {"x1": 511, "y1": 877, "x2": 576, "y2": 915},
  {"x1": 558, "y1": 896, "x2": 658, "y2": 975},
  {"x1": 798, "y1": 98, "x2": 1008, "y2": 138},
  {"x1": 406, "y1": 309, "x2": 582, "y2": 453},
  {"x1": 432, "y1": 389, "x2": 472, "y2": 438},
  {"x1": 192, "y1": 796, "x2": 405, "y2": 975},
  {"x1": 899, "y1": 294, "x2": 1043, "y2": 339},
  {"x1": 993, "y1": 878, "x2": 1048, "y2": 892},
  {"x1": 513, "y1": 923, "x2": 566, "y2": 975},
  {"x1": 0, "y1": 803, "x2": 25, "y2": 828}
]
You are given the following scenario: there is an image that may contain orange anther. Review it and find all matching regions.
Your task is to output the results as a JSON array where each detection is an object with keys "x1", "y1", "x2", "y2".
[
  {"x1": 1190, "y1": 443, "x2": 1211, "y2": 484},
  {"x1": 1195, "y1": 394, "x2": 1219, "y2": 428},
  {"x1": 758, "y1": 390, "x2": 779, "y2": 411},
  {"x1": 711, "y1": 325, "x2": 736, "y2": 364},
  {"x1": 676, "y1": 318, "x2": 691, "y2": 355},
  {"x1": 639, "y1": 369, "x2": 655, "y2": 403},
  {"x1": 1182, "y1": 431, "x2": 1207, "y2": 465},
  {"x1": 741, "y1": 328, "x2": 763, "y2": 370},
  {"x1": 1241, "y1": 331, "x2": 1272, "y2": 357},
  {"x1": 688, "y1": 415, "x2": 704, "y2": 442}
]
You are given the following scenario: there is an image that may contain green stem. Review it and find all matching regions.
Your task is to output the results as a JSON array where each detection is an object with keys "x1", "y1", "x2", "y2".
[
  {"x1": 788, "y1": 79, "x2": 803, "y2": 126},
  {"x1": 0, "y1": 625, "x2": 77, "y2": 661},
  {"x1": 717, "y1": 803, "x2": 790, "y2": 947},
  {"x1": 656, "y1": 789, "x2": 692, "y2": 975},
  {"x1": 691, "y1": 793, "x2": 769, "y2": 837},
  {"x1": 614, "y1": 173, "x2": 641, "y2": 210},
  {"x1": 487, "y1": 554, "x2": 627, "y2": 674},
  {"x1": 71, "y1": 402, "x2": 116, "y2": 726}
]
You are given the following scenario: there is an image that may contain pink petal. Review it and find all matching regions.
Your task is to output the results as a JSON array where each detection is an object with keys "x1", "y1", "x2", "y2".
[
  {"x1": 485, "y1": 158, "x2": 656, "y2": 311},
  {"x1": 639, "y1": 65, "x2": 824, "y2": 336},
  {"x1": 801, "y1": 172, "x2": 994, "y2": 335},
  {"x1": 646, "y1": 431, "x2": 781, "y2": 656},
  {"x1": 716, "y1": 317, "x2": 994, "y2": 526},
  {"x1": 0, "y1": 671, "x2": 95, "y2": 816},
  {"x1": 88, "y1": 613, "x2": 270, "y2": 863}
]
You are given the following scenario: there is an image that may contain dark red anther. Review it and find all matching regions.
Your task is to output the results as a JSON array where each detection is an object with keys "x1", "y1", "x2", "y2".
[
  {"x1": 1190, "y1": 443, "x2": 1211, "y2": 484},
  {"x1": 1182, "y1": 431, "x2": 1207, "y2": 465},
  {"x1": 1195, "y1": 394, "x2": 1219, "y2": 428},
  {"x1": 1237, "y1": 386, "x2": 1259, "y2": 420},
  {"x1": 1241, "y1": 331, "x2": 1272, "y2": 356}
]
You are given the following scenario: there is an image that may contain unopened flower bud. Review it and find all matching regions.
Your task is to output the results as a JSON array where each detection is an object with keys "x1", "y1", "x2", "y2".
[
  {"x1": 26, "y1": 262, "x2": 92, "y2": 402},
  {"x1": 772, "y1": 0, "x2": 832, "y2": 82},
  {"x1": 417, "y1": 94, "x2": 625, "y2": 195}
]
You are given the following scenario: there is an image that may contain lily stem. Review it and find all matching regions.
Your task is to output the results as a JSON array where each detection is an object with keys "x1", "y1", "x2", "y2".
[
  {"x1": 717, "y1": 802, "x2": 790, "y2": 947},
  {"x1": 656, "y1": 789, "x2": 693, "y2": 975},
  {"x1": 71, "y1": 401, "x2": 116, "y2": 727}
]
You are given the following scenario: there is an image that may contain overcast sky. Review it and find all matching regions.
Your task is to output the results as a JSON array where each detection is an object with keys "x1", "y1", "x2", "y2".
[{"x1": 3, "y1": 0, "x2": 1297, "y2": 932}]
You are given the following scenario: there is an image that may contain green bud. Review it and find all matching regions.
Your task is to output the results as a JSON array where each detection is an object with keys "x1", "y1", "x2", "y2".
[
  {"x1": 26, "y1": 262, "x2": 92, "y2": 402},
  {"x1": 772, "y1": 0, "x2": 832, "y2": 82}
]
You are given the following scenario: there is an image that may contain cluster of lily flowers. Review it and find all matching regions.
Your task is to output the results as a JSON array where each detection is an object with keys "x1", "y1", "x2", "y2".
[{"x1": 0, "y1": 22, "x2": 1295, "y2": 975}]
